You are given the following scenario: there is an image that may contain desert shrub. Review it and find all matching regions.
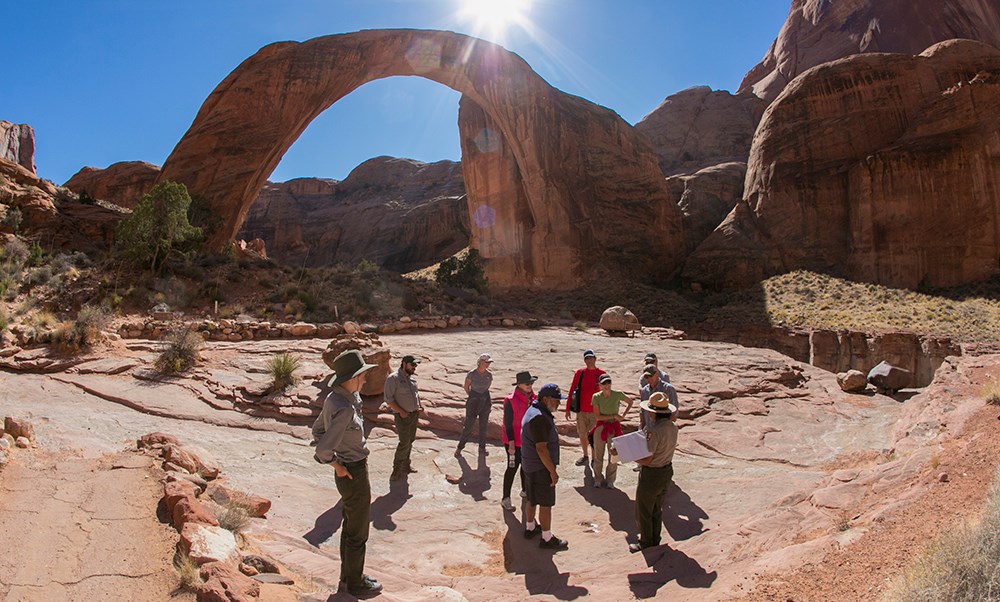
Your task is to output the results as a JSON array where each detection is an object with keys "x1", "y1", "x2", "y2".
[
  {"x1": 0, "y1": 305, "x2": 7, "y2": 332},
  {"x1": 1, "y1": 206, "x2": 22, "y2": 233},
  {"x1": 268, "y1": 352, "x2": 301, "y2": 392},
  {"x1": 173, "y1": 550, "x2": 202, "y2": 591},
  {"x1": 983, "y1": 379, "x2": 1000, "y2": 406},
  {"x1": 51, "y1": 305, "x2": 110, "y2": 353},
  {"x1": 2, "y1": 238, "x2": 29, "y2": 269},
  {"x1": 26, "y1": 241, "x2": 45, "y2": 267},
  {"x1": 115, "y1": 181, "x2": 203, "y2": 271},
  {"x1": 155, "y1": 327, "x2": 203, "y2": 373},
  {"x1": 435, "y1": 248, "x2": 488, "y2": 294},
  {"x1": 882, "y1": 467, "x2": 1000, "y2": 601}
]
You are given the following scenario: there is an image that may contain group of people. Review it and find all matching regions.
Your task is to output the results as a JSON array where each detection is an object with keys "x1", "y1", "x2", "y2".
[{"x1": 310, "y1": 347, "x2": 680, "y2": 598}]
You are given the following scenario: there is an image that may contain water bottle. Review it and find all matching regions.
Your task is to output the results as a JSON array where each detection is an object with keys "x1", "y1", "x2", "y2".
[{"x1": 508, "y1": 448, "x2": 516, "y2": 468}]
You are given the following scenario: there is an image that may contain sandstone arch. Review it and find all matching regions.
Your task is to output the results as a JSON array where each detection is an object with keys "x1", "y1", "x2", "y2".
[{"x1": 157, "y1": 29, "x2": 683, "y2": 289}]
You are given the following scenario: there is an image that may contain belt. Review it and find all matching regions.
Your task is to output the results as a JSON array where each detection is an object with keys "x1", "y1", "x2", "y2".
[
  {"x1": 342, "y1": 458, "x2": 367, "y2": 467},
  {"x1": 643, "y1": 462, "x2": 672, "y2": 469}
]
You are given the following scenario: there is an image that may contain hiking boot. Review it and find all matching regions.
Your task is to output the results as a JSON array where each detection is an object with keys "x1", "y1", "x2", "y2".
[
  {"x1": 539, "y1": 535, "x2": 569, "y2": 550},
  {"x1": 523, "y1": 525, "x2": 542, "y2": 539},
  {"x1": 574, "y1": 456, "x2": 589, "y2": 467},
  {"x1": 500, "y1": 497, "x2": 515, "y2": 512},
  {"x1": 347, "y1": 575, "x2": 383, "y2": 598}
]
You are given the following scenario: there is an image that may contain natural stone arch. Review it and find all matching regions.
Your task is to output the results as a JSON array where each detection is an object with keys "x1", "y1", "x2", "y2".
[{"x1": 158, "y1": 29, "x2": 684, "y2": 289}]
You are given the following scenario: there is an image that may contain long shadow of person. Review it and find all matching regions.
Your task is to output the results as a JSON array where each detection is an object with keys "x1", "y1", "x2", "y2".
[
  {"x1": 664, "y1": 482, "x2": 708, "y2": 541},
  {"x1": 371, "y1": 478, "x2": 412, "y2": 531},
  {"x1": 303, "y1": 500, "x2": 343, "y2": 546},
  {"x1": 574, "y1": 484, "x2": 634, "y2": 535},
  {"x1": 454, "y1": 451, "x2": 491, "y2": 502},
  {"x1": 500, "y1": 508, "x2": 589, "y2": 600},
  {"x1": 627, "y1": 545, "x2": 717, "y2": 599}
]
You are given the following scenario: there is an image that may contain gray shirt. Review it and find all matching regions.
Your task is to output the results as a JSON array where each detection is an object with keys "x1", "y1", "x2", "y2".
[
  {"x1": 638, "y1": 368, "x2": 670, "y2": 390},
  {"x1": 466, "y1": 369, "x2": 493, "y2": 395},
  {"x1": 640, "y1": 378, "x2": 679, "y2": 406},
  {"x1": 312, "y1": 378, "x2": 369, "y2": 464},
  {"x1": 384, "y1": 367, "x2": 421, "y2": 413},
  {"x1": 643, "y1": 416, "x2": 678, "y2": 467}
]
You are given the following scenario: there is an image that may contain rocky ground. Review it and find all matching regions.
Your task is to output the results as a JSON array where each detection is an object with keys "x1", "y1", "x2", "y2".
[{"x1": 0, "y1": 327, "x2": 997, "y2": 601}]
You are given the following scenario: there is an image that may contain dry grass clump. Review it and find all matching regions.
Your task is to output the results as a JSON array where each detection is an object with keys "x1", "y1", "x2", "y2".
[
  {"x1": 173, "y1": 550, "x2": 203, "y2": 591},
  {"x1": 267, "y1": 352, "x2": 301, "y2": 392},
  {"x1": 215, "y1": 493, "x2": 255, "y2": 535},
  {"x1": 50, "y1": 305, "x2": 110, "y2": 353},
  {"x1": 155, "y1": 327, "x2": 203, "y2": 373},
  {"x1": 982, "y1": 379, "x2": 1000, "y2": 406},
  {"x1": 882, "y1": 467, "x2": 1000, "y2": 601}
]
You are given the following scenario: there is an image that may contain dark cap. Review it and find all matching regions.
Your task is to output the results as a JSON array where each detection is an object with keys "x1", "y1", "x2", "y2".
[
  {"x1": 537, "y1": 383, "x2": 564, "y2": 400},
  {"x1": 583, "y1": 349, "x2": 596, "y2": 359},
  {"x1": 513, "y1": 371, "x2": 538, "y2": 386},
  {"x1": 599, "y1": 374, "x2": 612, "y2": 384},
  {"x1": 643, "y1": 364, "x2": 658, "y2": 376},
  {"x1": 401, "y1": 355, "x2": 421, "y2": 365},
  {"x1": 644, "y1": 353, "x2": 657, "y2": 363}
]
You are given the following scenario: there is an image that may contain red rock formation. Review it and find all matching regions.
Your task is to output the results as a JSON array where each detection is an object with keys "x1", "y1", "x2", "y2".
[
  {"x1": 685, "y1": 40, "x2": 1000, "y2": 290},
  {"x1": 0, "y1": 121, "x2": 35, "y2": 174},
  {"x1": 64, "y1": 161, "x2": 160, "y2": 209},
  {"x1": 740, "y1": 0, "x2": 1000, "y2": 103},
  {"x1": 158, "y1": 30, "x2": 684, "y2": 289},
  {"x1": 238, "y1": 157, "x2": 469, "y2": 273},
  {"x1": 665, "y1": 161, "x2": 746, "y2": 256},
  {"x1": 634, "y1": 86, "x2": 765, "y2": 176}
]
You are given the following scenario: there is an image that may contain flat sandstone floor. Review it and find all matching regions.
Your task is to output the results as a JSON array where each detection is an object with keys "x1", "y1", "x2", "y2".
[{"x1": 1, "y1": 327, "x2": 995, "y2": 601}]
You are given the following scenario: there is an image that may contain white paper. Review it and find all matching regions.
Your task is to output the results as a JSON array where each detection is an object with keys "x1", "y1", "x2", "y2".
[{"x1": 611, "y1": 430, "x2": 650, "y2": 464}]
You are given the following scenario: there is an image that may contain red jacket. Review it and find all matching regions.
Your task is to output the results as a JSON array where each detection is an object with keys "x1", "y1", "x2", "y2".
[{"x1": 502, "y1": 387, "x2": 536, "y2": 447}]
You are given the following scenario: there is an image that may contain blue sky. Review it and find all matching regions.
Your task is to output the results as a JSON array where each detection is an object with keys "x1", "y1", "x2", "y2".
[{"x1": 3, "y1": 1, "x2": 790, "y2": 185}]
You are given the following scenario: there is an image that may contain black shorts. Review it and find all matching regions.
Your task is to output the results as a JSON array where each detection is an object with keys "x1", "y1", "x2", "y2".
[{"x1": 525, "y1": 469, "x2": 556, "y2": 507}]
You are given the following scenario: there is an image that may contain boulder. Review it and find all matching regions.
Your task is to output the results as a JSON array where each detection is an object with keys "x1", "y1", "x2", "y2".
[
  {"x1": 867, "y1": 361, "x2": 912, "y2": 394},
  {"x1": 163, "y1": 479, "x2": 199, "y2": 514},
  {"x1": 837, "y1": 370, "x2": 869, "y2": 393},
  {"x1": 4, "y1": 416, "x2": 34, "y2": 441},
  {"x1": 63, "y1": 161, "x2": 160, "y2": 209},
  {"x1": 180, "y1": 525, "x2": 239, "y2": 565},
  {"x1": 322, "y1": 333, "x2": 392, "y2": 396},
  {"x1": 197, "y1": 562, "x2": 261, "y2": 602},
  {"x1": 138, "y1": 432, "x2": 181, "y2": 450},
  {"x1": 172, "y1": 495, "x2": 220, "y2": 530},
  {"x1": 599, "y1": 306, "x2": 641, "y2": 334}
]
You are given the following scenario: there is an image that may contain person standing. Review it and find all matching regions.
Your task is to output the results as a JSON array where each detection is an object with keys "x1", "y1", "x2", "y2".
[
  {"x1": 384, "y1": 354, "x2": 423, "y2": 482},
  {"x1": 499, "y1": 370, "x2": 537, "y2": 511},
  {"x1": 522, "y1": 383, "x2": 570, "y2": 551},
  {"x1": 638, "y1": 352, "x2": 670, "y2": 390},
  {"x1": 630, "y1": 391, "x2": 679, "y2": 554},
  {"x1": 312, "y1": 349, "x2": 383, "y2": 598},
  {"x1": 590, "y1": 374, "x2": 632, "y2": 489},
  {"x1": 456, "y1": 353, "x2": 494, "y2": 456},
  {"x1": 566, "y1": 349, "x2": 605, "y2": 467}
]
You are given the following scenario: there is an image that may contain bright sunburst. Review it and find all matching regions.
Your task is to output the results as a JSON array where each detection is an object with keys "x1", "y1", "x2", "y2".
[{"x1": 457, "y1": 0, "x2": 532, "y2": 40}]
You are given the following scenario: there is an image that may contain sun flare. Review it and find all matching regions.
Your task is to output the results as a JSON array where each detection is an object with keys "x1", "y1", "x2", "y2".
[{"x1": 458, "y1": 0, "x2": 531, "y2": 39}]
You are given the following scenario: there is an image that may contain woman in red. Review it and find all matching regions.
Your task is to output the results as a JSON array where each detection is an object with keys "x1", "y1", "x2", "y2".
[{"x1": 500, "y1": 371, "x2": 537, "y2": 511}]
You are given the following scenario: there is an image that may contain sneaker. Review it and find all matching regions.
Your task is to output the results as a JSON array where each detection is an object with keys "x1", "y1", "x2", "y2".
[
  {"x1": 632, "y1": 465, "x2": 641, "y2": 472},
  {"x1": 347, "y1": 575, "x2": 383, "y2": 598},
  {"x1": 628, "y1": 543, "x2": 644, "y2": 554},
  {"x1": 575, "y1": 456, "x2": 589, "y2": 467},
  {"x1": 539, "y1": 535, "x2": 569, "y2": 550},
  {"x1": 604, "y1": 482, "x2": 615, "y2": 489},
  {"x1": 500, "y1": 497, "x2": 515, "y2": 512},
  {"x1": 592, "y1": 480, "x2": 603, "y2": 489},
  {"x1": 523, "y1": 525, "x2": 542, "y2": 539}
]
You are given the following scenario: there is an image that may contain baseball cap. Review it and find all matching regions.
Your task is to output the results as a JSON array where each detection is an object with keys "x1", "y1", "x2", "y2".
[
  {"x1": 583, "y1": 349, "x2": 596, "y2": 359},
  {"x1": 599, "y1": 374, "x2": 612, "y2": 384},
  {"x1": 537, "y1": 383, "x2": 565, "y2": 399},
  {"x1": 478, "y1": 353, "x2": 493, "y2": 363},
  {"x1": 644, "y1": 353, "x2": 657, "y2": 363},
  {"x1": 643, "y1": 364, "x2": 658, "y2": 376},
  {"x1": 401, "y1": 355, "x2": 421, "y2": 365}
]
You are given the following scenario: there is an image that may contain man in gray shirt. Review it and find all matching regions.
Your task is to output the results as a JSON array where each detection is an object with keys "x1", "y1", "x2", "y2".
[
  {"x1": 312, "y1": 349, "x2": 382, "y2": 598},
  {"x1": 384, "y1": 354, "x2": 423, "y2": 482}
]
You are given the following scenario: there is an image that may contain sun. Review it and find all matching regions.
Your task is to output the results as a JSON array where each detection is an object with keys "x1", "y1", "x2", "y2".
[{"x1": 457, "y1": 0, "x2": 531, "y2": 39}]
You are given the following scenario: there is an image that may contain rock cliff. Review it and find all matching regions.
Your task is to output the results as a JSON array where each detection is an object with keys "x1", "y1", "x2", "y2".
[
  {"x1": 238, "y1": 157, "x2": 470, "y2": 273},
  {"x1": 739, "y1": 0, "x2": 1000, "y2": 103},
  {"x1": 684, "y1": 40, "x2": 1000, "y2": 289},
  {"x1": 0, "y1": 121, "x2": 35, "y2": 174},
  {"x1": 64, "y1": 161, "x2": 160, "y2": 209}
]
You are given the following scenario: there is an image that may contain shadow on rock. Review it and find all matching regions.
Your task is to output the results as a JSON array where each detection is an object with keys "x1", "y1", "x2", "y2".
[
  {"x1": 664, "y1": 483, "x2": 708, "y2": 541},
  {"x1": 303, "y1": 501, "x2": 343, "y2": 546},
  {"x1": 574, "y1": 483, "x2": 633, "y2": 534},
  {"x1": 500, "y1": 510, "x2": 589, "y2": 600},
  {"x1": 372, "y1": 478, "x2": 412, "y2": 531},
  {"x1": 454, "y1": 452, "x2": 491, "y2": 502},
  {"x1": 628, "y1": 545, "x2": 717, "y2": 599}
]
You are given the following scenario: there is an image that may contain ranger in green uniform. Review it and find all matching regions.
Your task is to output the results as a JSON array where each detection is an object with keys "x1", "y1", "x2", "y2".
[{"x1": 630, "y1": 391, "x2": 679, "y2": 554}]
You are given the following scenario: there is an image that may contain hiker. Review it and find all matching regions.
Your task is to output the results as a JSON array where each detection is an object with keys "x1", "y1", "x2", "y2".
[
  {"x1": 590, "y1": 373, "x2": 632, "y2": 489},
  {"x1": 500, "y1": 370, "x2": 537, "y2": 511},
  {"x1": 566, "y1": 349, "x2": 606, "y2": 467},
  {"x1": 384, "y1": 354, "x2": 423, "y2": 482},
  {"x1": 456, "y1": 353, "x2": 494, "y2": 456},
  {"x1": 630, "y1": 391, "x2": 679, "y2": 554},
  {"x1": 311, "y1": 349, "x2": 383, "y2": 598},
  {"x1": 522, "y1": 383, "x2": 570, "y2": 551}
]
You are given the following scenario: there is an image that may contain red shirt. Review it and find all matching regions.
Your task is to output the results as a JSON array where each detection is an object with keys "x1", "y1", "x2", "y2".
[{"x1": 568, "y1": 367, "x2": 606, "y2": 413}]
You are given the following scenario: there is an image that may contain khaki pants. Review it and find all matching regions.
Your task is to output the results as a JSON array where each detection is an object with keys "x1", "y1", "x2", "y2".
[{"x1": 593, "y1": 423, "x2": 618, "y2": 485}]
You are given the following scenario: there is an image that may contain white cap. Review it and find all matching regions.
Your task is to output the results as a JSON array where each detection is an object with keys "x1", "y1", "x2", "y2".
[{"x1": 478, "y1": 353, "x2": 493, "y2": 363}]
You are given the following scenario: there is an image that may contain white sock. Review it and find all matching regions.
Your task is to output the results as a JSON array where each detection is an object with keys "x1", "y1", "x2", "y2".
[
  {"x1": 526, "y1": 521, "x2": 536, "y2": 530},
  {"x1": 542, "y1": 530, "x2": 552, "y2": 541}
]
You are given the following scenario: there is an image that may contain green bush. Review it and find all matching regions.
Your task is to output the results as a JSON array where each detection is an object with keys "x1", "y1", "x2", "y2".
[
  {"x1": 267, "y1": 352, "x2": 301, "y2": 392},
  {"x1": 155, "y1": 327, "x2": 203, "y2": 373},
  {"x1": 115, "y1": 181, "x2": 203, "y2": 271},
  {"x1": 435, "y1": 248, "x2": 488, "y2": 293},
  {"x1": 1, "y1": 206, "x2": 22, "y2": 233}
]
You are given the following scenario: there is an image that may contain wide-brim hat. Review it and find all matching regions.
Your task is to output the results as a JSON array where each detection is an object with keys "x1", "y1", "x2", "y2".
[
  {"x1": 331, "y1": 349, "x2": 377, "y2": 385},
  {"x1": 640, "y1": 391, "x2": 677, "y2": 414},
  {"x1": 513, "y1": 371, "x2": 538, "y2": 386}
]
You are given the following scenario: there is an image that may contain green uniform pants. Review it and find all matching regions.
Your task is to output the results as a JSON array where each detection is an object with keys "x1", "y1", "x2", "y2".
[
  {"x1": 635, "y1": 463, "x2": 673, "y2": 547},
  {"x1": 393, "y1": 411, "x2": 419, "y2": 472},
  {"x1": 334, "y1": 459, "x2": 371, "y2": 588}
]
